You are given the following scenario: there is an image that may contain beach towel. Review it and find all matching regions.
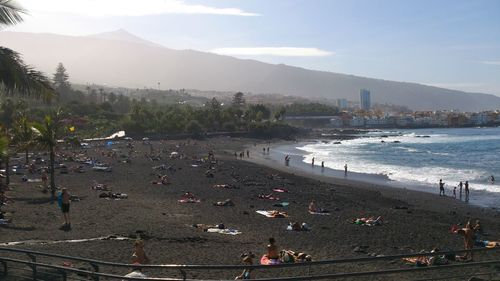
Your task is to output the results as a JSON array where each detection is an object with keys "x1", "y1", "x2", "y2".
[
  {"x1": 178, "y1": 198, "x2": 201, "y2": 203},
  {"x1": 272, "y1": 188, "x2": 289, "y2": 193},
  {"x1": 206, "y1": 228, "x2": 241, "y2": 235},
  {"x1": 27, "y1": 179, "x2": 42, "y2": 183},
  {"x1": 273, "y1": 202, "x2": 290, "y2": 207},
  {"x1": 260, "y1": 255, "x2": 280, "y2": 265},
  {"x1": 256, "y1": 210, "x2": 289, "y2": 218}
]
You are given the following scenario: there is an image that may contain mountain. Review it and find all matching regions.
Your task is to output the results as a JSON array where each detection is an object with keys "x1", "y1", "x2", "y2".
[
  {"x1": 86, "y1": 29, "x2": 163, "y2": 48},
  {"x1": 1, "y1": 30, "x2": 499, "y2": 111}
]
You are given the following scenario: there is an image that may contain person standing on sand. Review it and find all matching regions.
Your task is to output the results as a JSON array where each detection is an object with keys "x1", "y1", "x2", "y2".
[
  {"x1": 344, "y1": 164, "x2": 348, "y2": 177},
  {"x1": 458, "y1": 181, "x2": 463, "y2": 200},
  {"x1": 131, "y1": 239, "x2": 150, "y2": 264},
  {"x1": 465, "y1": 181, "x2": 470, "y2": 202},
  {"x1": 453, "y1": 185, "x2": 457, "y2": 198},
  {"x1": 439, "y1": 179, "x2": 445, "y2": 196},
  {"x1": 246, "y1": 150, "x2": 249, "y2": 158},
  {"x1": 60, "y1": 188, "x2": 71, "y2": 229},
  {"x1": 311, "y1": 157, "x2": 315, "y2": 167},
  {"x1": 455, "y1": 221, "x2": 475, "y2": 261}
]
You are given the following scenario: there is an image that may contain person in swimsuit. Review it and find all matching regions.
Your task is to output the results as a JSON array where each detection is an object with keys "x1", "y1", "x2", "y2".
[
  {"x1": 267, "y1": 238, "x2": 279, "y2": 260},
  {"x1": 235, "y1": 253, "x2": 254, "y2": 279},
  {"x1": 61, "y1": 188, "x2": 71, "y2": 229},
  {"x1": 131, "y1": 239, "x2": 150, "y2": 264}
]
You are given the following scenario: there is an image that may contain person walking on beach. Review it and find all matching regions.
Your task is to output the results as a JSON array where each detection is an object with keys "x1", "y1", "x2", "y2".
[
  {"x1": 311, "y1": 157, "x2": 315, "y2": 167},
  {"x1": 439, "y1": 179, "x2": 445, "y2": 196},
  {"x1": 465, "y1": 181, "x2": 470, "y2": 202},
  {"x1": 59, "y1": 188, "x2": 71, "y2": 229},
  {"x1": 453, "y1": 185, "x2": 457, "y2": 198},
  {"x1": 458, "y1": 181, "x2": 463, "y2": 200},
  {"x1": 344, "y1": 164, "x2": 348, "y2": 177},
  {"x1": 321, "y1": 161, "x2": 324, "y2": 169}
]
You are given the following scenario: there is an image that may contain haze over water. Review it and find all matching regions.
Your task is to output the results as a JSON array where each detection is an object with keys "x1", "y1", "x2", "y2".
[{"x1": 295, "y1": 127, "x2": 500, "y2": 208}]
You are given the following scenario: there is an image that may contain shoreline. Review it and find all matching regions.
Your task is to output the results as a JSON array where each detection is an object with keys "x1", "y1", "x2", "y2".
[{"x1": 244, "y1": 140, "x2": 500, "y2": 211}]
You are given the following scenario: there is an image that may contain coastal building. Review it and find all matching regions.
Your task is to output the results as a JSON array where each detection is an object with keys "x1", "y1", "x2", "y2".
[
  {"x1": 360, "y1": 89, "x2": 371, "y2": 110},
  {"x1": 337, "y1": 98, "x2": 348, "y2": 109},
  {"x1": 349, "y1": 116, "x2": 365, "y2": 127}
]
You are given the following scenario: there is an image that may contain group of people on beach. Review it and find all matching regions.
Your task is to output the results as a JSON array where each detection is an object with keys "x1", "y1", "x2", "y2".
[{"x1": 438, "y1": 179, "x2": 470, "y2": 202}]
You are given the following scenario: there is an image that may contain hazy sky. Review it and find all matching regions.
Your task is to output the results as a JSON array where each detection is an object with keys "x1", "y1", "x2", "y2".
[{"x1": 7, "y1": 0, "x2": 500, "y2": 95}]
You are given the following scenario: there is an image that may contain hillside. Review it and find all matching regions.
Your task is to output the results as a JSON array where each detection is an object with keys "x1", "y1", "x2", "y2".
[{"x1": 1, "y1": 30, "x2": 499, "y2": 111}]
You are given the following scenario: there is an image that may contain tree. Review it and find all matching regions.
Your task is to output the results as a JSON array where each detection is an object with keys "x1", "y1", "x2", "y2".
[
  {"x1": 53, "y1": 62, "x2": 71, "y2": 100},
  {"x1": 0, "y1": 133, "x2": 8, "y2": 187},
  {"x1": 12, "y1": 112, "x2": 34, "y2": 164},
  {"x1": 32, "y1": 110, "x2": 63, "y2": 201},
  {"x1": 0, "y1": 1, "x2": 54, "y2": 100},
  {"x1": 232, "y1": 92, "x2": 245, "y2": 108}
]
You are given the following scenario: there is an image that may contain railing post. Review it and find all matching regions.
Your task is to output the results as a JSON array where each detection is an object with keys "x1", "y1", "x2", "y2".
[
  {"x1": 27, "y1": 254, "x2": 37, "y2": 280},
  {"x1": 59, "y1": 270, "x2": 67, "y2": 281},
  {"x1": 90, "y1": 263, "x2": 100, "y2": 281},
  {"x1": 178, "y1": 268, "x2": 187, "y2": 281},
  {"x1": 0, "y1": 261, "x2": 7, "y2": 276}
]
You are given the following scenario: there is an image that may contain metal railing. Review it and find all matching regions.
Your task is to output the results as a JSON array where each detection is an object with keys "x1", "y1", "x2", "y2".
[{"x1": 0, "y1": 246, "x2": 499, "y2": 280}]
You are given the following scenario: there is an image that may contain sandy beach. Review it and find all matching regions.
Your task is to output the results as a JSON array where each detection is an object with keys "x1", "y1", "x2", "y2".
[{"x1": 1, "y1": 137, "x2": 499, "y2": 280}]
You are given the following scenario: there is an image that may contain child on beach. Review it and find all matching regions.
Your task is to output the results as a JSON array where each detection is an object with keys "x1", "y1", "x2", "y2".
[{"x1": 266, "y1": 238, "x2": 279, "y2": 260}]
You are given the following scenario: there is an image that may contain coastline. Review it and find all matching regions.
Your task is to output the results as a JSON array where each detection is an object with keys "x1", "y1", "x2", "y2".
[{"x1": 244, "y1": 140, "x2": 500, "y2": 211}]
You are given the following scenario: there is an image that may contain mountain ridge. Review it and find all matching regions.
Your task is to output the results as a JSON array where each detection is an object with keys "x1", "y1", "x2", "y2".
[{"x1": 1, "y1": 30, "x2": 499, "y2": 111}]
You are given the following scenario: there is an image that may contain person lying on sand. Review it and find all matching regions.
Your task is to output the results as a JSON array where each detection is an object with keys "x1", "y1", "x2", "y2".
[
  {"x1": 92, "y1": 181, "x2": 109, "y2": 191},
  {"x1": 288, "y1": 222, "x2": 310, "y2": 231},
  {"x1": 213, "y1": 199, "x2": 235, "y2": 207},
  {"x1": 99, "y1": 192, "x2": 128, "y2": 199},
  {"x1": 151, "y1": 174, "x2": 170, "y2": 185},
  {"x1": 353, "y1": 216, "x2": 383, "y2": 226},
  {"x1": 280, "y1": 250, "x2": 312, "y2": 263},
  {"x1": 258, "y1": 194, "x2": 280, "y2": 201},
  {"x1": 192, "y1": 223, "x2": 225, "y2": 231}
]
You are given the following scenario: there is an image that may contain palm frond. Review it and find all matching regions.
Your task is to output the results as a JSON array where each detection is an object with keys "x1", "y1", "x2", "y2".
[
  {"x1": 0, "y1": 0, "x2": 26, "y2": 27},
  {"x1": 0, "y1": 47, "x2": 55, "y2": 99}
]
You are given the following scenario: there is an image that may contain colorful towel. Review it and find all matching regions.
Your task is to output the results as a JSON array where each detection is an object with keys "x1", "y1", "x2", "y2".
[{"x1": 206, "y1": 228, "x2": 241, "y2": 235}]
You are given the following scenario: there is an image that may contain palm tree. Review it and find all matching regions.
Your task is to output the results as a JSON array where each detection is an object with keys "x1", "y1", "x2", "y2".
[
  {"x1": 0, "y1": 133, "x2": 8, "y2": 187},
  {"x1": 12, "y1": 113, "x2": 34, "y2": 164},
  {"x1": 32, "y1": 111, "x2": 62, "y2": 201},
  {"x1": 0, "y1": 128, "x2": 11, "y2": 186},
  {"x1": 0, "y1": 0, "x2": 54, "y2": 100}
]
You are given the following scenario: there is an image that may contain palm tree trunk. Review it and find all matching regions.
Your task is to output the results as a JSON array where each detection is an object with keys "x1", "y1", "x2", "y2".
[
  {"x1": 5, "y1": 156, "x2": 9, "y2": 186},
  {"x1": 49, "y1": 146, "x2": 56, "y2": 201}
]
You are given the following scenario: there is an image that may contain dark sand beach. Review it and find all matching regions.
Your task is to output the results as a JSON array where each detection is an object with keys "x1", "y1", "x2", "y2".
[{"x1": 1, "y1": 137, "x2": 499, "y2": 280}]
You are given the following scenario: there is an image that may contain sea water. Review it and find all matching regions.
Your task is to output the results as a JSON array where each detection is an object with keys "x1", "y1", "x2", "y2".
[{"x1": 288, "y1": 127, "x2": 500, "y2": 208}]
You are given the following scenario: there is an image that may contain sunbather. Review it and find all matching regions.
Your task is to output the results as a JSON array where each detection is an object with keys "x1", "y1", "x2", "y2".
[
  {"x1": 288, "y1": 222, "x2": 310, "y2": 231},
  {"x1": 353, "y1": 216, "x2": 383, "y2": 226},
  {"x1": 213, "y1": 199, "x2": 235, "y2": 207},
  {"x1": 131, "y1": 239, "x2": 150, "y2": 264},
  {"x1": 266, "y1": 238, "x2": 279, "y2": 260},
  {"x1": 308, "y1": 200, "x2": 329, "y2": 213}
]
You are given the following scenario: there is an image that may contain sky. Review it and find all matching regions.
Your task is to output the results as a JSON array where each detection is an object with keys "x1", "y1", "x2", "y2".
[{"x1": 6, "y1": 0, "x2": 500, "y2": 95}]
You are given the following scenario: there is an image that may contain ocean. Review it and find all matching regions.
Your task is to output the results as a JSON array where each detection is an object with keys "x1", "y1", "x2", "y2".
[{"x1": 272, "y1": 127, "x2": 500, "y2": 208}]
